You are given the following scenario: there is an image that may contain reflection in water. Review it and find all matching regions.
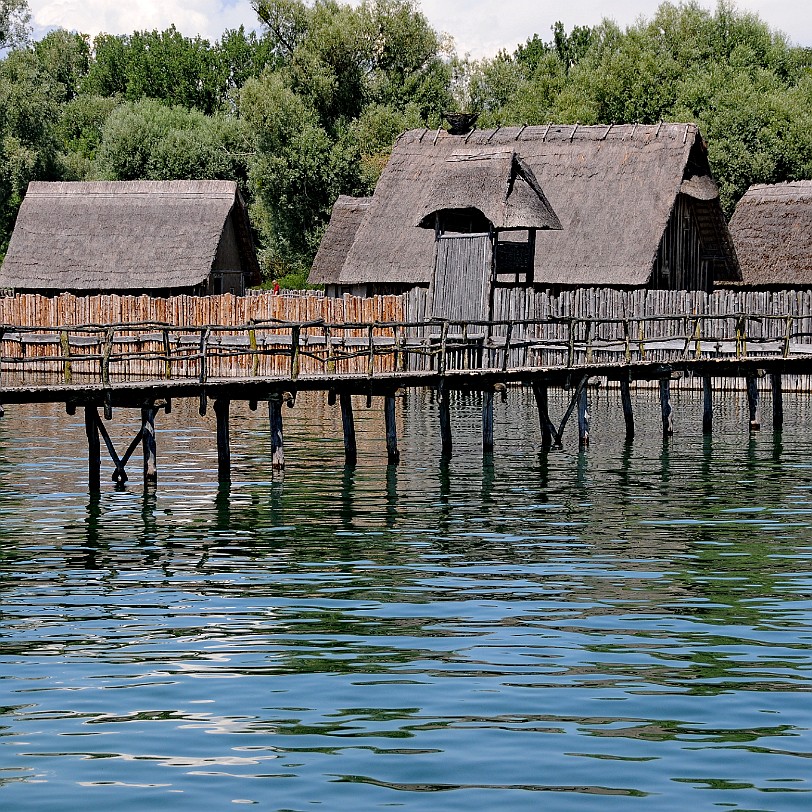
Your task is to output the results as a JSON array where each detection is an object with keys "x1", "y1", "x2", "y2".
[{"x1": 0, "y1": 391, "x2": 810, "y2": 812}]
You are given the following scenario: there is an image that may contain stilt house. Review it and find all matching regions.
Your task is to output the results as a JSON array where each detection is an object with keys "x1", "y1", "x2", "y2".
[
  {"x1": 728, "y1": 181, "x2": 812, "y2": 288},
  {"x1": 0, "y1": 180, "x2": 261, "y2": 296},
  {"x1": 310, "y1": 123, "x2": 740, "y2": 318}
]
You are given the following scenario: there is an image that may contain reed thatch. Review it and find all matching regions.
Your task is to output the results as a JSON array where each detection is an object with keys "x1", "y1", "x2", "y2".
[
  {"x1": 729, "y1": 181, "x2": 812, "y2": 288},
  {"x1": 416, "y1": 148, "x2": 561, "y2": 231},
  {"x1": 0, "y1": 180, "x2": 261, "y2": 294},
  {"x1": 314, "y1": 123, "x2": 738, "y2": 288},
  {"x1": 310, "y1": 195, "x2": 371, "y2": 285}
]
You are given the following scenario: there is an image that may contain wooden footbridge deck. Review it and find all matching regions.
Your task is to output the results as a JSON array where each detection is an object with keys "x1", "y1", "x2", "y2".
[{"x1": 0, "y1": 310, "x2": 809, "y2": 490}]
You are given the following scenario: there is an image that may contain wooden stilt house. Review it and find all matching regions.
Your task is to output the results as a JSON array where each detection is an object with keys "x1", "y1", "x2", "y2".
[
  {"x1": 0, "y1": 180, "x2": 261, "y2": 297},
  {"x1": 310, "y1": 123, "x2": 740, "y2": 313},
  {"x1": 728, "y1": 181, "x2": 812, "y2": 288}
]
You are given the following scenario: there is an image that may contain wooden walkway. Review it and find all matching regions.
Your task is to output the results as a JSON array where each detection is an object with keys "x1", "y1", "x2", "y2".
[{"x1": 0, "y1": 311, "x2": 809, "y2": 489}]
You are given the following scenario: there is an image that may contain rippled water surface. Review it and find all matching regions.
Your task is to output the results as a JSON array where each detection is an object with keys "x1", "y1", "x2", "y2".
[{"x1": 1, "y1": 387, "x2": 811, "y2": 811}]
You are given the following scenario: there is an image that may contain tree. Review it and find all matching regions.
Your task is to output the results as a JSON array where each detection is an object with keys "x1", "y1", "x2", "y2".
[{"x1": 0, "y1": 0, "x2": 30, "y2": 51}]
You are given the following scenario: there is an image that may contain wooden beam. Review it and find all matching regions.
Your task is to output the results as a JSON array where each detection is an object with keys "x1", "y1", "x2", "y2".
[
  {"x1": 531, "y1": 381, "x2": 555, "y2": 450},
  {"x1": 659, "y1": 379, "x2": 673, "y2": 436},
  {"x1": 141, "y1": 406, "x2": 157, "y2": 482},
  {"x1": 268, "y1": 394, "x2": 285, "y2": 470},
  {"x1": 339, "y1": 392, "x2": 357, "y2": 465},
  {"x1": 746, "y1": 374, "x2": 761, "y2": 431},
  {"x1": 214, "y1": 399, "x2": 231, "y2": 482},
  {"x1": 771, "y1": 373, "x2": 783, "y2": 431},
  {"x1": 482, "y1": 390, "x2": 494, "y2": 454},
  {"x1": 438, "y1": 380, "x2": 452, "y2": 457},
  {"x1": 384, "y1": 393, "x2": 400, "y2": 464},
  {"x1": 85, "y1": 406, "x2": 101, "y2": 493},
  {"x1": 619, "y1": 379, "x2": 634, "y2": 440},
  {"x1": 577, "y1": 383, "x2": 590, "y2": 448},
  {"x1": 702, "y1": 376, "x2": 713, "y2": 434}
]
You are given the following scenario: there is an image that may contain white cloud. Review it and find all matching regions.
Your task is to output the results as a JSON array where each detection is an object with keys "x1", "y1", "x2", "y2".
[
  {"x1": 30, "y1": 0, "x2": 259, "y2": 42},
  {"x1": 28, "y1": 0, "x2": 812, "y2": 53}
]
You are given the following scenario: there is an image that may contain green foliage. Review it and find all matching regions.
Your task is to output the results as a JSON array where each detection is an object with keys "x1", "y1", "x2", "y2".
[
  {"x1": 1, "y1": 0, "x2": 811, "y2": 280},
  {"x1": 0, "y1": 0, "x2": 30, "y2": 51},
  {"x1": 83, "y1": 25, "x2": 275, "y2": 115},
  {"x1": 94, "y1": 98, "x2": 253, "y2": 185}
]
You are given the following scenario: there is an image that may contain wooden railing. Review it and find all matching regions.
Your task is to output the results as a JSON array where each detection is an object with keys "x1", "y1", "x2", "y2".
[{"x1": 1, "y1": 312, "x2": 811, "y2": 390}]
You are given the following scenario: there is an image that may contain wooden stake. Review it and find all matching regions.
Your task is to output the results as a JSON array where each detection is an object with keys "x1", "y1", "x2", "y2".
[
  {"x1": 702, "y1": 376, "x2": 713, "y2": 435},
  {"x1": 214, "y1": 399, "x2": 231, "y2": 482},
  {"x1": 141, "y1": 406, "x2": 157, "y2": 482},
  {"x1": 85, "y1": 406, "x2": 100, "y2": 493},
  {"x1": 746, "y1": 374, "x2": 761, "y2": 431},
  {"x1": 577, "y1": 382, "x2": 590, "y2": 448},
  {"x1": 385, "y1": 393, "x2": 400, "y2": 464},
  {"x1": 659, "y1": 379, "x2": 673, "y2": 436},
  {"x1": 771, "y1": 373, "x2": 783, "y2": 431},
  {"x1": 619, "y1": 379, "x2": 634, "y2": 440},
  {"x1": 268, "y1": 394, "x2": 285, "y2": 470},
  {"x1": 338, "y1": 392, "x2": 356, "y2": 465},
  {"x1": 531, "y1": 381, "x2": 555, "y2": 450},
  {"x1": 482, "y1": 390, "x2": 494, "y2": 454},
  {"x1": 438, "y1": 380, "x2": 452, "y2": 457}
]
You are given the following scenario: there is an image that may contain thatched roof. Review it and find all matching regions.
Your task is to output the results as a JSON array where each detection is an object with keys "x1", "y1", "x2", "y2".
[
  {"x1": 310, "y1": 195, "x2": 371, "y2": 285},
  {"x1": 313, "y1": 123, "x2": 738, "y2": 287},
  {"x1": 416, "y1": 147, "x2": 561, "y2": 231},
  {"x1": 729, "y1": 181, "x2": 812, "y2": 287},
  {"x1": 0, "y1": 180, "x2": 261, "y2": 293}
]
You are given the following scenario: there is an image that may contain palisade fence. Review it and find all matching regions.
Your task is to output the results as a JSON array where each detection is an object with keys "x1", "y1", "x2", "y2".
[
  {"x1": 406, "y1": 287, "x2": 812, "y2": 390},
  {"x1": 3, "y1": 287, "x2": 812, "y2": 389},
  {"x1": 0, "y1": 291, "x2": 406, "y2": 383}
]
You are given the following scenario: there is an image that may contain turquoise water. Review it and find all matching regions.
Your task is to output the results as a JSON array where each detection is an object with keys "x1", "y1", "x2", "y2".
[{"x1": 0, "y1": 387, "x2": 811, "y2": 811}]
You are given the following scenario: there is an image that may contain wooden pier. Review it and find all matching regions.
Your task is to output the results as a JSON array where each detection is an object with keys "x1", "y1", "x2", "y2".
[{"x1": 1, "y1": 308, "x2": 810, "y2": 490}]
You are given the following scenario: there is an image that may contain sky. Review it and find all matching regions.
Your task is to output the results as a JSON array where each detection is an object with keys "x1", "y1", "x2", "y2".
[{"x1": 27, "y1": 0, "x2": 812, "y2": 57}]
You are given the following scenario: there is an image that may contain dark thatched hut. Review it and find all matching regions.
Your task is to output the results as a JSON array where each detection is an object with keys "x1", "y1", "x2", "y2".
[
  {"x1": 728, "y1": 181, "x2": 812, "y2": 288},
  {"x1": 311, "y1": 123, "x2": 740, "y2": 314},
  {"x1": 0, "y1": 180, "x2": 261, "y2": 296},
  {"x1": 310, "y1": 196, "x2": 371, "y2": 286}
]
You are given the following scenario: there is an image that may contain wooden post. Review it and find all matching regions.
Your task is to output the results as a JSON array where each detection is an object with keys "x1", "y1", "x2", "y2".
[
  {"x1": 438, "y1": 380, "x2": 452, "y2": 457},
  {"x1": 619, "y1": 379, "x2": 634, "y2": 440},
  {"x1": 384, "y1": 393, "x2": 400, "y2": 464},
  {"x1": 214, "y1": 399, "x2": 231, "y2": 482},
  {"x1": 482, "y1": 390, "x2": 494, "y2": 454},
  {"x1": 702, "y1": 376, "x2": 713, "y2": 434},
  {"x1": 85, "y1": 406, "x2": 101, "y2": 493},
  {"x1": 577, "y1": 382, "x2": 590, "y2": 448},
  {"x1": 771, "y1": 372, "x2": 783, "y2": 431},
  {"x1": 141, "y1": 406, "x2": 157, "y2": 482},
  {"x1": 268, "y1": 394, "x2": 285, "y2": 470},
  {"x1": 531, "y1": 381, "x2": 555, "y2": 450},
  {"x1": 659, "y1": 379, "x2": 673, "y2": 436},
  {"x1": 746, "y1": 374, "x2": 761, "y2": 431},
  {"x1": 339, "y1": 392, "x2": 357, "y2": 465}
]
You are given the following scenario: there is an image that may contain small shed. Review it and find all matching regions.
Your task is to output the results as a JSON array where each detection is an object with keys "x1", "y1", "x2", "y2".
[
  {"x1": 311, "y1": 123, "x2": 740, "y2": 309},
  {"x1": 0, "y1": 180, "x2": 261, "y2": 296},
  {"x1": 728, "y1": 181, "x2": 812, "y2": 288}
]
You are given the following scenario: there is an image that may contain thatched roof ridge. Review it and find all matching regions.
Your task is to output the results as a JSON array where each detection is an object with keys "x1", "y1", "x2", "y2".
[
  {"x1": 415, "y1": 148, "x2": 561, "y2": 231},
  {"x1": 328, "y1": 122, "x2": 738, "y2": 287},
  {"x1": 0, "y1": 180, "x2": 260, "y2": 292},
  {"x1": 310, "y1": 196, "x2": 371, "y2": 285},
  {"x1": 729, "y1": 181, "x2": 812, "y2": 287}
]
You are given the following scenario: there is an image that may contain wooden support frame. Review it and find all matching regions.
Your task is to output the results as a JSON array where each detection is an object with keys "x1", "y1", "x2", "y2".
[
  {"x1": 214, "y1": 399, "x2": 231, "y2": 482},
  {"x1": 340, "y1": 392, "x2": 357, "y2": 465},
  {"x1": 268, "y1": 393, "x2": 285, "y2": 470},
  {"x1": 482, "y1": 390, "x2": 494, "y2": 454},
  {"x1": 384, "y1": 393, "x2": 400, "y2": 464}
]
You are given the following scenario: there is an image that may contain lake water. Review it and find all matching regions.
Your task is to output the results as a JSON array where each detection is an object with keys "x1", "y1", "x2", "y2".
[{"x1": 0, "y1": 386, "x2": 811, "y2": 811}]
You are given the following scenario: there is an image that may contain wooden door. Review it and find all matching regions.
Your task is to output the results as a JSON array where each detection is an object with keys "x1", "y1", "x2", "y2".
[{"x1": 430, "y1": 233, "x2": 492, "y2": 322}]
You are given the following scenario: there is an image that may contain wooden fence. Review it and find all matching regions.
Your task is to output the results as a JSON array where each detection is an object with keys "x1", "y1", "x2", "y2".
[
  {"x1": 406, "y1": 287, "x2": 812, "y2": 389},
  {"x1": 5, "y1": 287, "x2": 812, "y2": 390}
]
